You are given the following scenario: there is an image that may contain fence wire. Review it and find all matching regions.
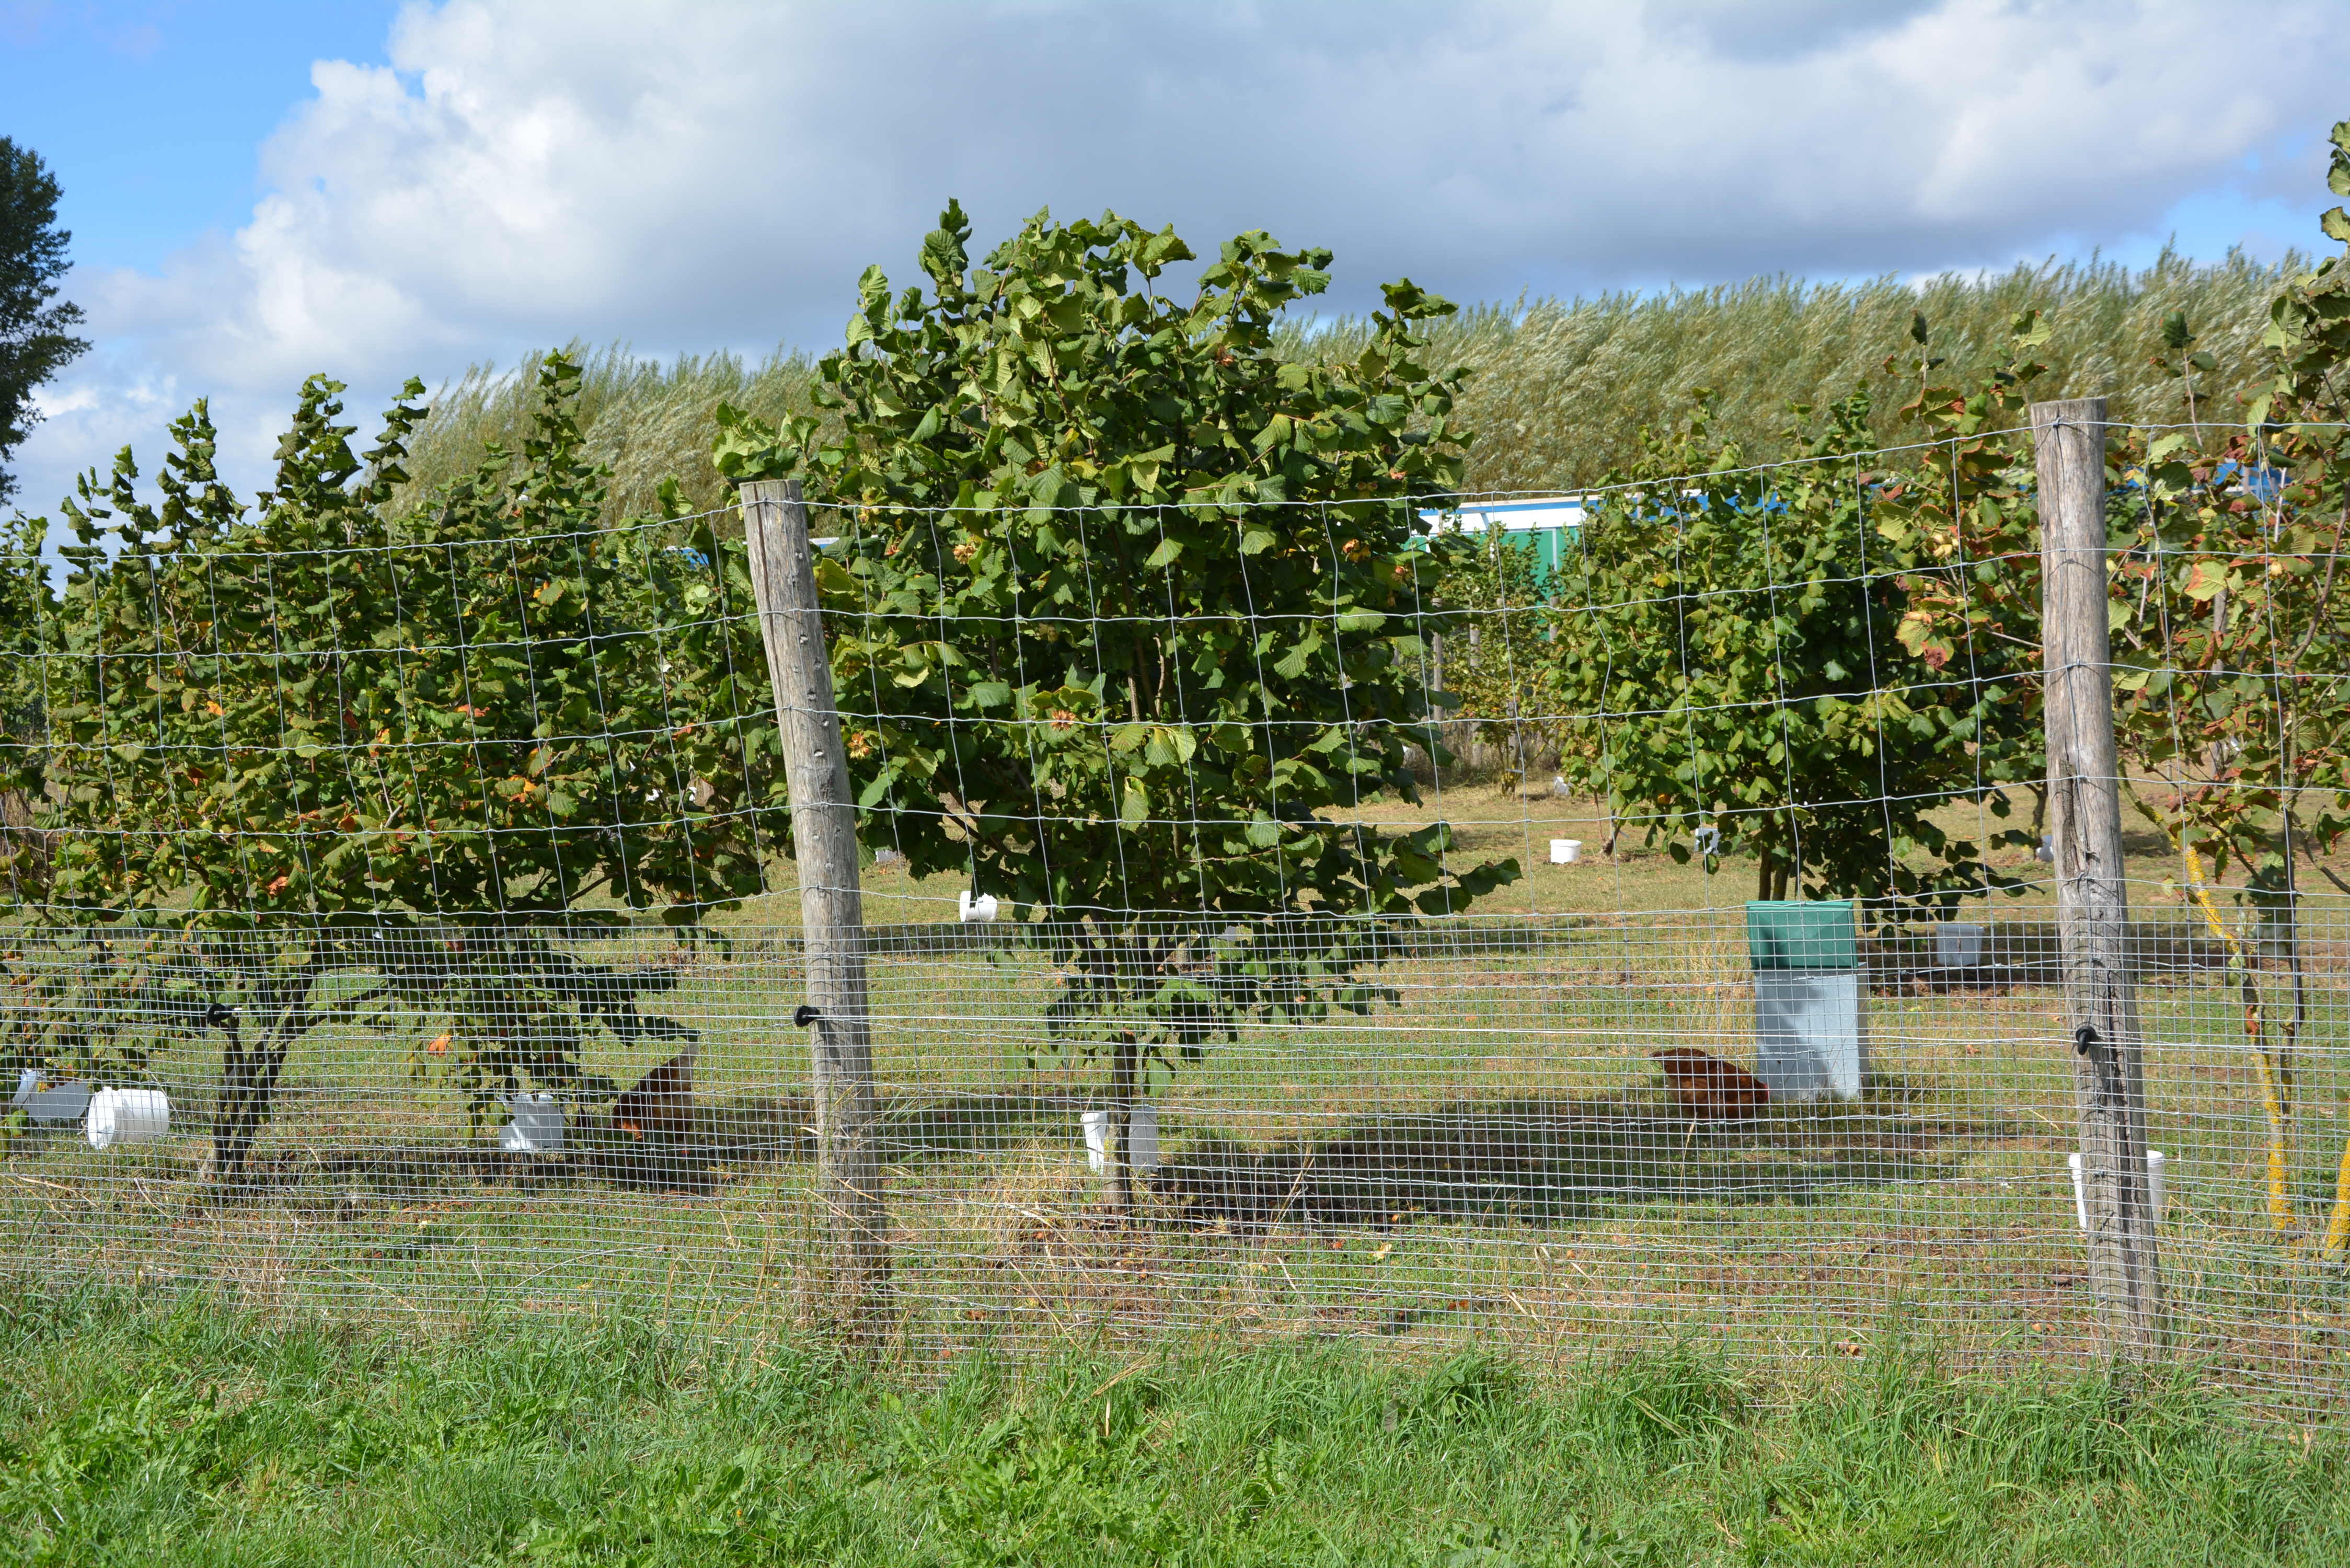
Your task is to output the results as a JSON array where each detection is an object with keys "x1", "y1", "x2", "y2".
[{"x1": 6, "y1": 429, "x2": 2350, "y2": 1415}]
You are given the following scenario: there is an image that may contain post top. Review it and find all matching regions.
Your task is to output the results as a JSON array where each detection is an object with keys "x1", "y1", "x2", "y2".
[{"x1": 2028, "y1": 396, "x2": 2110, "y2": 424}]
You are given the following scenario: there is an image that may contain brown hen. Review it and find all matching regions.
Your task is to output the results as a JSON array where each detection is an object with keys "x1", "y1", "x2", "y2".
[
  {"x1": 612, "y1": 1048, "x2": 696, "y2": 1140},
  {"x1": 1652, "y1": 1047, "x2": 1769, "y2": 1117}
]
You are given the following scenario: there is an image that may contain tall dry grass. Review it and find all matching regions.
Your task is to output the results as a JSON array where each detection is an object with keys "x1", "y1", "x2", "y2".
[
  {"x1": 1291, "y1": 244, "x2": 2304, "y2": 492},
  {"x1": 385, "y1": 340, "x2": 827, "y2": 526},
  {"x1": 388, "y1": 245, "x2": 2302, "y2": 521}
]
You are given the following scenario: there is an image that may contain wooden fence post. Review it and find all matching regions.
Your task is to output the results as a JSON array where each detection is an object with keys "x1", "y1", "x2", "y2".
[
  {"x1": 2032, "y1": 395, "x2": 2164, "y2": 1362},
  {"x1": 742, "y1": 478, "x2": 889, "y2": 1323}
]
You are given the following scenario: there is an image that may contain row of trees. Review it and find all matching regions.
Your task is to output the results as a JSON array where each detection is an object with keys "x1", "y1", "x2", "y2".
[
  {"x1": 2, "y1": 360, "x2": 785, "y2": 1178},
  {"x1": 6, "y1": 117, "x2": 2348, "y2": 1221},
  {"x1": 1441, "y1": 151, "x2": 2350, "y2": 928},
  {"x1": 2, "y1": 204, "x2": 1521, "y2": 1187},
  {"x1": 1432, "y1": 118, "x2": 2350, "y2": 1250}
]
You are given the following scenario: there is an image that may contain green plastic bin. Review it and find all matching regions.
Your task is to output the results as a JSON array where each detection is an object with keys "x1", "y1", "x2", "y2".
[{"x1": 1746, "y1": 900, "x2": 1858, "y2": 971}]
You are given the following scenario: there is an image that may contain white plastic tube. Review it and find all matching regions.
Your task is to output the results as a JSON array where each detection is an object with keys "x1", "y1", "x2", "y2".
[
  {"x1": 85, "y1": 1088, "x2": 170, "y2": 1151},
  {"x1": 1081, "y1": 1106, "x2": 1159, "y2": 1174},
  {"x1": 2069, "y1": 1149, "x2": 2168, "y2": 1229},
  {"x1": 1129, "y1": 1103, "x2": 1160, "y2": 1174},
  {"x1": 12, "y1": 1069, "x2": 93, "y2": 1125},
  {"x1": 1933, "y1": 921, "x2": 1985, "y2": 969},
  {"x1": 1549, "y1": 839, "x2": 1581, "y2": 864},
  {"x1": 497, "y1": 1092, "x2": 566, "y2": 1153}
]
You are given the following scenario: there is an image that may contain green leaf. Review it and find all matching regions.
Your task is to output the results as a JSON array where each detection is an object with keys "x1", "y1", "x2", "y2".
[
  {"x1": 1144, "y1": 726, "x2": 1198, "y2": 767},
  {"x1": 2182, "y1": 559, "x2": 2228, "y2": 602},
  {"x1": 1143, "y1": 536, "x2": 1183, "y2": 569}
]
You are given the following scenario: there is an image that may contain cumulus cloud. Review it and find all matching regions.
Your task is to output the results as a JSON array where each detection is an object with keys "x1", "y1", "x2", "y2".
[{"x1": 17, "y1": 0, "x2": 2350, "y2": 513}]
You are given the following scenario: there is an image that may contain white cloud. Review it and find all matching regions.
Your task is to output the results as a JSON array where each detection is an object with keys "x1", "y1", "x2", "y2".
[{"x1": 16, "y1": 0, "x2": 2350, "y2": 516}]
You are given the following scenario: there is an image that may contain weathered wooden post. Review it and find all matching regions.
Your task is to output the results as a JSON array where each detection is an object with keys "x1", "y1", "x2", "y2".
[
  {"x1": 742, "y1": 478, "x2": 889, "y2": 1323},
  {"x1": 2032, "y1": 395, "x2": 2164, "y2": 1361}
]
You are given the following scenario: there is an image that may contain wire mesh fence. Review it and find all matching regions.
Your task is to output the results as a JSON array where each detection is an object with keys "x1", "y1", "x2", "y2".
[{"x1": 7, "y1": 411, "x2": 2350, "y2": 1415}]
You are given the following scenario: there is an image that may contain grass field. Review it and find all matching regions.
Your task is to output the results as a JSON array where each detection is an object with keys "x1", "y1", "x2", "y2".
[
  {"x1": 4, "y1": 1283, "x2": 2347, "y2": 1566},
  {"x1": 8, "y1": 789, "x2": 2350, "y2": 1419}
]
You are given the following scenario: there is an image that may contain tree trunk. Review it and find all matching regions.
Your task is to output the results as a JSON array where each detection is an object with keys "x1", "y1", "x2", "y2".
[{"x1": 208, "y1": 972, "x2": 316, "y2": 1190}]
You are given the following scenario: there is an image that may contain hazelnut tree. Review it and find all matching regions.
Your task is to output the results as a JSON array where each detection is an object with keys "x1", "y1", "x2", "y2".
[{"x1": 714, "y1": 203, "x2": 1519, "y2": 1201}]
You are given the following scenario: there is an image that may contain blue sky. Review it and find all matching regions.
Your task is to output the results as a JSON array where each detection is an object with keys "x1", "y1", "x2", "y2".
[
  {"x1": 7, "y1": 2, "x2": 401, "y2": 271},
  {"x1": 4, "y1": 0, "x2": 2346, "y2": 515}
]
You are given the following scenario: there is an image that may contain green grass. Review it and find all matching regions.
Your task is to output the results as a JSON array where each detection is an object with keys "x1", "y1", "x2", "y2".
[
  {"x1": 2, "y1": 1283, "x2": 2343, "y2": 1566},
  {"x1": 11, "y1": 792, "x2": 2350, "y2": 1503}
]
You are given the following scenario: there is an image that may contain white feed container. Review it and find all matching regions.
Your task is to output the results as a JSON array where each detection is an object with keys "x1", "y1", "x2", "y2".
[
  {"x1": 85, "y1": 1088, "x2": 170, "y2": 1151},
  {"x1": 1549, "y1": 839, "x2": 1582, "y2": 865},
  {"x1": 1933, "y1": 921, "x2": 1986, "y2": 969},
  {"x1": 11, "y1": 1069, "x2": 94, "y2": 1125},
  {"x1": 2068, "y1": 1149, "x2": 2167, "y2": 1229},
  {"x1": 497, "y1": 1092, "x2": 566, "y2": 1153}
]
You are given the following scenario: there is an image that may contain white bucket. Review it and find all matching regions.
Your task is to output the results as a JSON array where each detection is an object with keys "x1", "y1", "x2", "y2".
[
  {"x1": 2069, "y1": 1149, "x2": 2167, "y2": 1229},
  {"x1": 959, "y1": 890, "x2": 999, "y2": 924},
  {"x1": 12, "y1": 1069, "x2": 93, "y2": 1125},
  {"x1": 1549, "y1": 839, "x2": 1582, "y2": 865},
  {"x1": 85, "y1": 1088, "x2": 170, "y2": 1151},
  {"x1": 497, "y1": 1092, "x2": 566, "y2": 1153},
  {"x1": 1933, "y1": 921, "x2": 1985, "y2": 969}
]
